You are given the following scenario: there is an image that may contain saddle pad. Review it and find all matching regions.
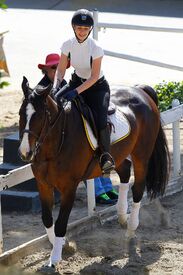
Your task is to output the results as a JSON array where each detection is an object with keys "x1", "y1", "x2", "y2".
[{"x1": 82, "y1": 107, "x2": 131, "y2": 150}]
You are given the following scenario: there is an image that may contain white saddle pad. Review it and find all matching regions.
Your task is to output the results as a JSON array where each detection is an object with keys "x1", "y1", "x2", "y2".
[{"x1": 83, "y1": 107, "x2": 131, "y2": 150}]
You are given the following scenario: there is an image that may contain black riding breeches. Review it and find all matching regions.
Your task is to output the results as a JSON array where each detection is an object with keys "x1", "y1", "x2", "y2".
[{"x1": 55, "y1": 73, "x2": 110, "y2": 131}]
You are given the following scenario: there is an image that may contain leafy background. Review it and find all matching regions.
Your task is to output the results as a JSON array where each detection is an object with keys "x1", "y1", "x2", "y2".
[{"x1": 155, "y1": 81, "x2": 183, "y2": 112}]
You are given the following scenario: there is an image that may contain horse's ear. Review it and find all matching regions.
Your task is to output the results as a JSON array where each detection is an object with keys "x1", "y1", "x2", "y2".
[
  {"x1": 22, "y1": 76, "x2": 31, "y2": 98},
  {"x1": 34, "y1": 83, "x2": 52, "y2": 98}
]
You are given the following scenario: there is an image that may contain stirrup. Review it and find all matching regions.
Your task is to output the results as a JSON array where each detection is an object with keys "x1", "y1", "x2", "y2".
[{"x1": 100, "y1": 152, "x2": 115, "y2": 174}]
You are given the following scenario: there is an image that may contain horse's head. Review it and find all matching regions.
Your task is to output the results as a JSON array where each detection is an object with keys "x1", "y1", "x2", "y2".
[{"x1": 18, "y1": 76, "x2": 53, "y2": 162}]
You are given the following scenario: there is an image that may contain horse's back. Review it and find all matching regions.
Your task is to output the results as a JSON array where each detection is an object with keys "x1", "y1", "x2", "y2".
[{"x1": 111, "y1": 85, "x2": 158, "y2": 117}]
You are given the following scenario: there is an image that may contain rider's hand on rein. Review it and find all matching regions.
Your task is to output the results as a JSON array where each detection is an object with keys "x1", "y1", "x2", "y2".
[{"x1": 63, "y1": 89, "x2": 78, "y2": 101}]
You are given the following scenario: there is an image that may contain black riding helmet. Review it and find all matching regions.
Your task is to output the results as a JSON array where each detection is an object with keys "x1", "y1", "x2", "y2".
[
  {"x1": 71, "y1": 9, "x2": 94, "y2": 27},
  {"x1": 71, "y1": 9, "x2": 94, "y2": 43}
]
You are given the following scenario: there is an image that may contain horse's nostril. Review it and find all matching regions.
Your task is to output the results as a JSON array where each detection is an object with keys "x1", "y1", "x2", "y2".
[
  {"x1": 18, "y1": 148, "x2": 33, "y2": 163},
  {"x1": 27, "y1": 150, "x2": 33, "y2": 160}
]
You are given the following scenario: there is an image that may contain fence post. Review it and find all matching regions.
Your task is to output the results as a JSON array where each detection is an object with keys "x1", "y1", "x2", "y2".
[
  {"x1": 0, "y1": 197, "x2": 3, "y2": 254},
  {"x1": 172, "y1": 99, "x2": 181, "y2": 177},
  {"x1": 93, "y1": 9, "x2": 99, "y2": 40},
  {"x1": 86, "y1": 179, "x2": 96, "y2": 216}
]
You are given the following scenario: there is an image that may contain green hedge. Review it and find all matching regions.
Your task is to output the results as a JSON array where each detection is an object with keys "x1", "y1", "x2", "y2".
[{"x1": 154, "y1": 81, "x2": 183, "y2": 112}]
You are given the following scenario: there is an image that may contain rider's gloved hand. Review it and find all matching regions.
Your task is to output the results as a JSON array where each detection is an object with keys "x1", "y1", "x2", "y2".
[{"x1": 63, "y1": 89, "x2": 78, "y2": 101}]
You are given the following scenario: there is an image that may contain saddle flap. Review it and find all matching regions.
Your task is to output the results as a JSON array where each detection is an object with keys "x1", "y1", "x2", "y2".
[{"x1": 75, "y1": 96, "x2": 98, "y2": 138}]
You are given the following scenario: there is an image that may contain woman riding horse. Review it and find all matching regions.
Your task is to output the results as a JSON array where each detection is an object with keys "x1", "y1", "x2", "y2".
[{"x1": 52, "y1": 9, "x2": 115, "y2": 175}]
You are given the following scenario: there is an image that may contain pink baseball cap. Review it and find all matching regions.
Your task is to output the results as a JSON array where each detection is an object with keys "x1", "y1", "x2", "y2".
[{"x1": 38, "y1": 53, "x2": 60, "y2": 70}]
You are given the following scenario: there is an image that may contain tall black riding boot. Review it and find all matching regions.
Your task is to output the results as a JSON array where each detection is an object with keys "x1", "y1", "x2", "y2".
[{"x1": 99, "y1": 127, "x2": 115, "y2": 175}]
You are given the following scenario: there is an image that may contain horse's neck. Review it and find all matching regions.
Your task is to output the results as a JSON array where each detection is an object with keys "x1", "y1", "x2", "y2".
[
  {"x1": 43, "y1": 99, "x2": 77, "y2": 148},
  {"x1": 37, "y1": 97, "x2": 63, "y2": 157}
]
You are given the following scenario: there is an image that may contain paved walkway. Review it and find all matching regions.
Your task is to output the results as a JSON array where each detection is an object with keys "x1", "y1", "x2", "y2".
[{"x1": 1, "y1": 1, "x2": 183, "y2": 91}]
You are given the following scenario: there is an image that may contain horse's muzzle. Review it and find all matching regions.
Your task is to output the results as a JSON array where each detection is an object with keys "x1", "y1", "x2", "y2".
[{"x1": 18, "y1": 148, "x2": 34, "y2": 163}]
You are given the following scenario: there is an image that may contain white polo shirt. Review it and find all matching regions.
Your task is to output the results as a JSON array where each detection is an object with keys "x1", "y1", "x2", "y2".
[{"x1": 61, "y1": 37, "x2": 104, "y2": 79}]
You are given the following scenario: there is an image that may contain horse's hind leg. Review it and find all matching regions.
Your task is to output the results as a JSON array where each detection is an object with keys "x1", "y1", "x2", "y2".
[
  {"x1": 37, "y1": 182, "x2": 55, "y2": 245},
  {"x1": 126, "y1": 158, "x2": 147, "y2": 238},
  {"x1": 116, "y1": 159, "x2": 131, "y2": 226}
]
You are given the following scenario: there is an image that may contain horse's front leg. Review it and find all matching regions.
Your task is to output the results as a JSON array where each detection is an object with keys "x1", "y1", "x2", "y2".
[
  {"x1": 117, "y1": 182, "x2": 130, "y2": 225},
  {"x1": 48, "y1": 183, "x2": 77, "y2": 267},
  {"x1": 37, "y1": 182, "x2": 55, "y2": 245}
]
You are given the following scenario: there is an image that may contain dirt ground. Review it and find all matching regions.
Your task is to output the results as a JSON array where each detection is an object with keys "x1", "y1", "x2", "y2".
[
  {"x1": 3, "y1": 190, "x2": 183, "y2": 275},
  {"x1": 0, "y1": 88, "x2": 183, "y2": 274}
]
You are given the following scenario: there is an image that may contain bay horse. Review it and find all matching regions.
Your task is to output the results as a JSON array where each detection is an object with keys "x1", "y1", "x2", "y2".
[{"x1": 19, "y1": 77, "x2": 169, "y2": 270}]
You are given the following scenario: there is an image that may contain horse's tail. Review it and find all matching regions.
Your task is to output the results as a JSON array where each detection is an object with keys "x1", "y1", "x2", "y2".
[
  {"x1": 136, "y1": 84, "x2": 170, "y2": 199},
  {"x1": 135, "y1": 84, "x2": 158, "y2": 105},
  {"x1": 146, "y1": 125, "x2": 170, "y2": 199}
]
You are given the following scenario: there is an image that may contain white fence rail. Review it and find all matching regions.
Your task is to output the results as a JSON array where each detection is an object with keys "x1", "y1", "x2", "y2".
[
  {"x1": 97, "y1": 23, "x2": 183, "y2": 33},
  {"x1": 161, "y1": 100, "x2": 182, "y2": 177},
  {"x1": 92, "y1": 10, "x2": 183, "y2": 72},
  {"x1": 0, "y1": 103, "x2": 183, "y2": 254}
]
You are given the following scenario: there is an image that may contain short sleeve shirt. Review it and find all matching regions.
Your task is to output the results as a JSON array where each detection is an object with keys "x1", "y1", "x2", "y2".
[{"x1": 61, "y1": 37, "x2": 104, "y2": 79}]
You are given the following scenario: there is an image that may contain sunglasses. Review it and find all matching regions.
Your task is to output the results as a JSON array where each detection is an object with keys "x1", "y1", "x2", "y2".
[
  {"x1": 51, "y1": 65, "x2": 57, "y2": 70},
  {"x1": 42, "y1": 65, "x2": 57, "y2": 75}
]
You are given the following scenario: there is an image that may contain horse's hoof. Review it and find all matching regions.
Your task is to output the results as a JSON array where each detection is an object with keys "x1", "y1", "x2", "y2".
[
  {"x1": 118, "y1": 214, "x2": 129, "y2": 227},
  {"x1": 64, "y1": 240, "x2": 77, "y2": 255},
  {"x1": 38, "y1": 263, "x2": 57, "y2": 274}
]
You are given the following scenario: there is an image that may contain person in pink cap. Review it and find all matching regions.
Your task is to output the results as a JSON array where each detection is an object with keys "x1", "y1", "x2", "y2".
[{"x1": 37, "y1": 53, "x2": 68, "y2": 88}]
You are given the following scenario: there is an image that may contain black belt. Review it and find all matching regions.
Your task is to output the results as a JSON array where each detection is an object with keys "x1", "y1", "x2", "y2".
[{"x1": 73, "y1": 73, "x2": 105, "y2": 84}]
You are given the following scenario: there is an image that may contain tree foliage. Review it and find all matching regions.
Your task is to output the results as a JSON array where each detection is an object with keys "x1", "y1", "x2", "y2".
[{"x1": 0, "y1": 0, "x2": 7, "y2": 9}]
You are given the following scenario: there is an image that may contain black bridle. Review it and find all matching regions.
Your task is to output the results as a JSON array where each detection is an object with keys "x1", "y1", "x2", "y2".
[{"x1": 20, "y1": 98, "x2": 67, "y2": 161}]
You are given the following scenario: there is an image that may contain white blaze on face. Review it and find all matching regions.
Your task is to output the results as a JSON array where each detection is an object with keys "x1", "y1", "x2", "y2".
[{"x1": 19, "y1": 103, "x2": 36, "y2": 157}]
